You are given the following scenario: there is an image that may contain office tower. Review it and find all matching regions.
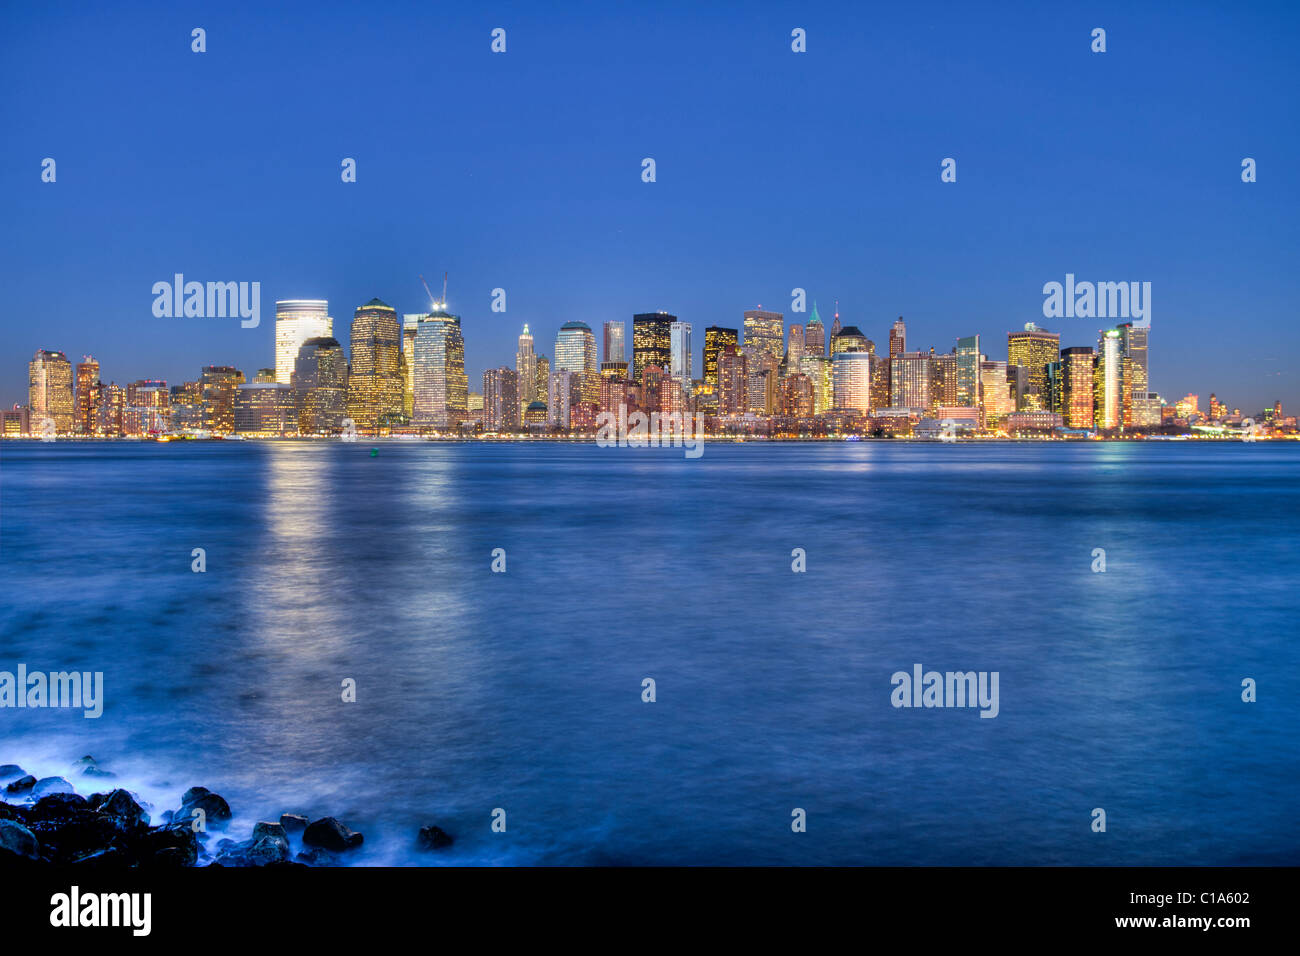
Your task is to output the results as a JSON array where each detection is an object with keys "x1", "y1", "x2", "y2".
[
  {"x1": 787, "y1": 324, "x2": 806, "y2": 369},
  {"x1": 830, "y1": 325, "x2": 869, "y2": 355},
  {"x1": 29, "y1": 350, "x2": 74, "y2": 434},
  {"x1": 603, "y1": 321, "x2": 626, "y2": 364},
  {"x1": 703, "y1": 326, "x2": 739, "y2": 388},
  {"x1": 253, "y1": 368, "x2": 277, "y2": 384},
  {"x1": 600, "y1": 361, "x2": 629, "y2": 380},
  {"x1": 413, "y1": 307, "x2": 468, "y2": 431},
  {"x1": 402, "y1": 313, "x2": 423, "y2": 417},
  {"x1": 535, "y1": 355, "x2": 549, "y2": 401},
  {"x1": 780, "y1": 374, "x2": 815, "y2": 418},
  {"x1": 743, "y1": 309, "x2": 784, "y2": 367},
  {"x1": 632, "y1": 313, "x2": 674, "y2": 382},
  {"x1": 980, "y1": 360, "x2": 1014, "y2": 422},
  {"x1": 955, "y1": 335, "x2": 981, "y2": 407},
  {"x1": 832, "y1": 351, "x2": 873, "y2": 414},
  {"x1": 234, "y1": 383, "x2": 296, "y2": 435},
  {"x1": 124, "y1": 380, "x2": 170, "y2": 436},
  {"x1": 555, "y1": 321, "x2": 597, "y2": 376},
  {"x1": 931, "y1": 352, "x2": 958, "y2": 412},
  {"x1": 548, "y1": 369, "x2": 574, "y2": 427},
  {"x1": 348, "y1": 298, "x2": 403, "y2": 434},
  {"x1": 1007, "y1": 364, "x2": 1030, "y2": 412},
  {"x1": 889, "y1": 352, "x2": 931, "y2": 409},
  {"x1": 889, "y1": 317, "x2": 906, "y2": 357},
  {"x1": 291, "y1": 340, "x2": 347, "y2": 433},
  {"x1": 829, "y1": 304, "x2": 843, "y2": 349},
  {"x1": 744, "y1": 347, "x2": 779, "y2": 415},
  {"x1": 669, "y1": 321, "x2": 693, "y2": 383},
  {"x1": 483, "y1": 367, "x2": 521, "y2": 431},
  {"x1": 1118, "y1": 322, "x2": 1149, "y2": 421},
  {"x1": 98, "y1": 383, "x2": 125, "y2": 437},
  {"x1": 74, "y1": 356, "x2": 100, "y2": 434},
  {"x1": 275, "y1": 300, "x2": 332, "y2": 384},
  {"x1": 200, "y1": 365, "x2": 246, "y2": 434},
  {"x1": 1094, "y1": 329, "x2": 1123, "y2": 429},
  {"x1": 800, "y1": 354, "x2": 833, "y2": 414},
  {"x1": 1007, "y1": 323, "x2": 1061, "y2": 412},
  {"x1": 870, "y1": 353, "x2": 890, "y2": 412},
  {"x1": 717, "y1": 345, "x2": 748, "y2": 415},
  {"x1": 516, "y1": 324, "x2": 537, "y2": 406},
  {"x1": 805, "y1": 302, "x2": 826, "y2": 357}
]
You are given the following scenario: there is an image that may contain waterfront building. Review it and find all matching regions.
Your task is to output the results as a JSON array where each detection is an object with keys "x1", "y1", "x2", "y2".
[
  {"x1": 200, "y1": 365, "x2": 245, "y2": 434},
  {"x1": 291, "y1": 339, "x2": 347, "y2": 434},
  {"x1": 29, "y1": 349, "x2": 73, "y2": 434},
  {"x1": 1007, "y1": 323, "x2": 1061, "y2": 411},
  {"x1": 348, "y1": 298, "x2": 403, "y2": 434},
  {"x1": 412, "y1": 308, "x2": 468, "y2": 431},
  {"x1": 275, "y1": 300, "x2": 332, "y2": 384}
]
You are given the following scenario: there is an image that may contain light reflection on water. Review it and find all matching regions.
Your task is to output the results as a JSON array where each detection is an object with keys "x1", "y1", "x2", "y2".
[{"x1": 1, "y1": 440, "x2": 1297, "y2": 865}]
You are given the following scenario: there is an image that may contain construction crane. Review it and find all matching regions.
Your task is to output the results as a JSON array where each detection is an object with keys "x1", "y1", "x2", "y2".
[{"x1": 418, "y1": 272, "x2": 449, "y2": 312}]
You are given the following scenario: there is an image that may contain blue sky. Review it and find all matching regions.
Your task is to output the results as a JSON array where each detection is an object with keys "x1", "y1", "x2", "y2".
[{"x1": 2, "y1": 0, "x2": 1297, "y2": 412}]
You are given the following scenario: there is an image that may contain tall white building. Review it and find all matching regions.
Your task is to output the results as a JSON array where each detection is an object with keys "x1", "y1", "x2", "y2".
[
  {"x1": 669, "y1": 321, "x2": 693, "y2": 383},
  {"x1": 275, "y1": 300, "x2": 332, "y2": 384}
]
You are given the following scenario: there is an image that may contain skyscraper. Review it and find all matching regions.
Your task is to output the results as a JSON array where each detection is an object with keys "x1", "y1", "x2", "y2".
[
  {"x1": 402, "y1": 313, "x2": 423, "y2": 418},
  {"x1": 29, "y1": 349, "x2": 73, "y2": 434},
  {"x1": 805, "y1": 302, "x2": 826, "y2": 357},
  {"x1": 1007, "y1": 323, "x2": 1061, "y2": 412},
  {"x1": 275, "y1": 300, "x2": 332, "y2": 385},
  {"x1": 889, "y1": 317, "x2": 907, "y2": 357},
  {"x1": 743, "y1": 309, "x2": 784, "y2": 367},
  {"x1": 516, "y1": 324, "x2": 537, "y2": 407},
  {"x1": 955, "y1": 335, "x2": 981, "y2": 407},
  {"x1": 201, "y1": 365, "x2": 246, "y2": 434},
  {"x1": 413, "y1": 307, "x2": 468, "y2": 431},
  {"x1": 292, "y1": 339, "x2": 347, "y2": 434},
  {"x1": 1060, "y1": 346, "x2": 1095, "y2": 428},
  {"x1": 632, "y1": 313, "x2": 674, "y2": 382},
  {"x1": 1095, "y1": 330, "x2": 1123, "y2": 429},
  {"x1": 74, "y1": 356, "x2": 100, "y2": 435},
  {"x1": 787, "y1": 324, "x2": 805, "y2": 369},
  {"x1": 483, "y1": 367, "x2": 520, "y2": 431},
  {"x1": 347, "y1": 298, "x2": 403, "y2": 434},
  {"x1": 717, "y1": 345, "x2": 748, "y2": 416},
  {"x1": 889, "y1": 352, "x2": 931, "y2": 409},
  {"x1": 703, "y1": 326, "x2": 738, "y2": 388},
  {"x1": 669, "y1": 320, "x2": 693, "y2": 383},
  {"x1": 603, "y1": 321, "x2": 626, "y2": 364},
  {"x1": 555, "y1": 322, "x2": 597, "y2": 376},
  {"x1": 832, "y1": 351, "x2": 873, "y2": 414},
  {"x1": 1118, "y1": 322, "x2": 1149, "y2": 423}
]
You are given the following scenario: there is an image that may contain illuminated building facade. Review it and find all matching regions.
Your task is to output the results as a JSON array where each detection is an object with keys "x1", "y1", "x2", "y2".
[{"x1": 275, "y1": 300, "x2": 332, "y2": 385}]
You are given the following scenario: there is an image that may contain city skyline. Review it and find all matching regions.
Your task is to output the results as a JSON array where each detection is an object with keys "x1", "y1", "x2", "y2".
[{"x1": 2, "y1": 3, "x2": 1298, "y2": 412}]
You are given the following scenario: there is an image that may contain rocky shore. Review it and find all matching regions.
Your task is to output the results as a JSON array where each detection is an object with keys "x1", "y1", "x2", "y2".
[{"x1": 0, "y1": 758, "x2": 454, "y2": 867}]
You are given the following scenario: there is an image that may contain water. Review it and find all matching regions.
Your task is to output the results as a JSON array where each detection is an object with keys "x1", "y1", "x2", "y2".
[{"x1": 1, "y1": 440, "x2": 1297, "y2": 865}]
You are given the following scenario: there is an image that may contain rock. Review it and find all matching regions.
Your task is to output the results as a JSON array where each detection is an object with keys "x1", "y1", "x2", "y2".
[
  {"x1": 98, "y1": 789, "x2": 149, "y2": 828},
  {"x1": 246, "y1": 834, "x2": 290, "y2": 865},
  {"x1": 302, "y1": 817, "x2": 363, "y2": 852},
  {"x1": 252, "y1": 821, "x2": 286, "y2": 842},
  {"x1": 279, "y1": 813, "x2": 309, "y2": 835},
  {"x1": 0, "y1": 819, "x2": 40, "y2": 861},
  {"x1": 294, "y1": 847, "x2": 335, "y2": 865},
  {"x1": 5, "y1": 775, "x2": 36, "y2": 795},
  {"x1": 0, "y1": 765, "x2": 27, "y2": 784},
  {"x1": 137, "y1": 823, "x2": 199, "y2": 867},
  {"x1": 31, "y1": 777, "x2": 75, "y2": 798},
  {"x1": 175, "y1": 786, "x2": 232, "y2": 829},
  {"x1": 31, "y1": 792, "x2": 87, "y2": 815},
  {"x1": 83, "y1": 767, "x2": 116, "y2": 779},
  {"x1": 417, "y1": 825, "x2": 454, "y2": 850}
]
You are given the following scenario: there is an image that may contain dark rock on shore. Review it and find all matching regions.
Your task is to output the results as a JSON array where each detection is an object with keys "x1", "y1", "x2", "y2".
[
  {"x1": 279, "y1": 813, "x2": 309, "y2": 835},
  {"x1": 0, "y1": 765, "x2": 27, "y2": 784},
  {"x1": 302, "y1": 817, "x2": 363, "y2": 852},
  {"x1": 31, "y1": 777, "x2": 75, "y2": 799},
  {"x1": 175, "y1": 786, "x2": 232, "y2": 829},
  {"x1": 418, "y1": 825, "x2": 454, "y2": 850},
  {"x1": 0, "y1": 819, "x2": 40, "y2": 861},
  {"x1": 5, "y1": 775, "x2": 36, "y2": 795}
]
